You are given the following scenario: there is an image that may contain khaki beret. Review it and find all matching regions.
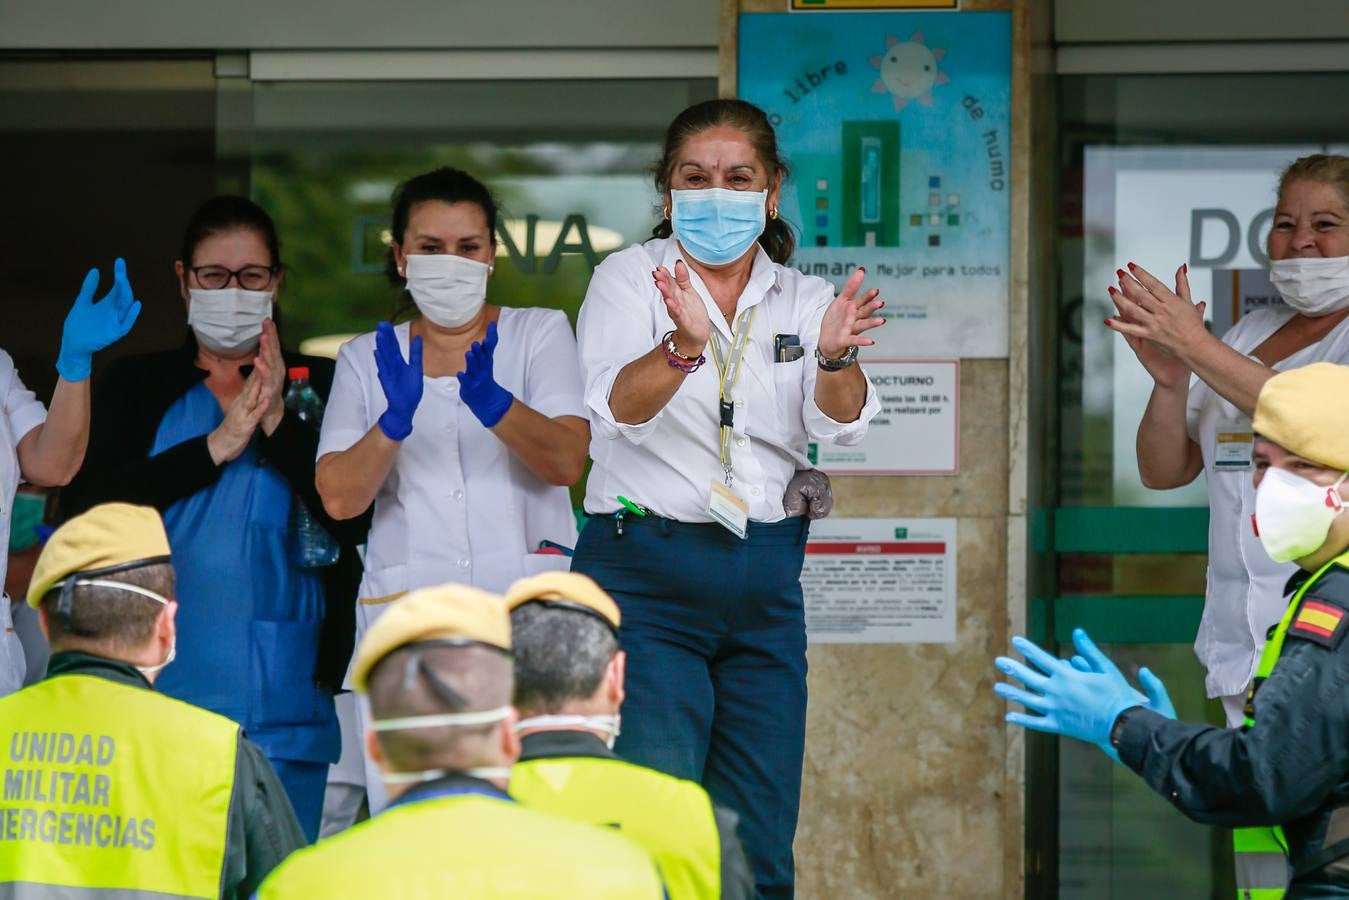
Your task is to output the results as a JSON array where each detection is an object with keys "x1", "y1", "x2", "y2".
[
  {"x1": 1254, "y1": 363, "x2": 1349, "y2": 470},
  {"x1": 27, "y1": 503, "x2": 171, "y2": 608},
  {"x1": 504, "y1": 571, "x2": 621, "y2": 631},
  {"x1": 352, "y1": 583, "x2": 511, "y2": 693}
]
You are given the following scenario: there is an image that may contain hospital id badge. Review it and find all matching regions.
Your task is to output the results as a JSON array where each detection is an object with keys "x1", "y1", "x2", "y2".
[
  {"x1": 1214, "y1": 419, "x2": 1254, "y2": 470},
  {"x1": 708, "y1": 481, "x2": 749, "y2": 539}
]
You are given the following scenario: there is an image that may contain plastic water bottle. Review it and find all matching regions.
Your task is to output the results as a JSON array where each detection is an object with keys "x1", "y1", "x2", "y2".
[{"x1": 285, "y1": 367, "x2": 340, "y2": 568}]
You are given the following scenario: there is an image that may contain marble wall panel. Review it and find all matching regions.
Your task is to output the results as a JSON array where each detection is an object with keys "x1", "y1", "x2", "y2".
[{"x1": 796, "y1": 517, "x2": 1010, "y2": 899}]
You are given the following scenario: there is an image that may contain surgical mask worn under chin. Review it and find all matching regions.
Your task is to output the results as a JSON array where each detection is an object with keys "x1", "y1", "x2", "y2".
[
  {"x1": 514, "y1": 714, "x2": 622, "y2": 750},
  {"x1": 372, "y1": 705, "x2": 514, "y2": 785},
  {"x1": 1253, "y1": 467, "x2": 1349, "y2": 563},
  {"x1": 1269, "y1": 256, "x2": 1349, "y2": 317},
  {"x1": 187, "y1": 288, "x2": 273, "y2": 355},
  {"x1": 52, "y1": 578, "x2": 176, "y2": 676},
  {"x1": 671, "y1": 188, "x2": 768, "y2": 267},
  {"x1": 404, "y1": 253, "x2": 489, "y2": 328}
]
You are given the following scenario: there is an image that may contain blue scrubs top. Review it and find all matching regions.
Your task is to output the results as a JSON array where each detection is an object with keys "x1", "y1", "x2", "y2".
[{"x1": 150, "y1": 381, "x2": 338, "y2": 766}]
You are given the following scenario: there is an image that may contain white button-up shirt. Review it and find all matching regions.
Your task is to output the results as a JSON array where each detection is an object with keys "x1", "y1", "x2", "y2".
[
  {"x1": 318, "y1": 307, "x2": 584, "y2": 622},
  {"x1": 1186, "y1": 307, "x2": 1349, "y2": 698},
  {"x1": 578, "y1": 238, "x2": 879, "y2": 523}
]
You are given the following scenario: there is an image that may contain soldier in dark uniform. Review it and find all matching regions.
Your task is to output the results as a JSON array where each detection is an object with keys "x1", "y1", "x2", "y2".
[{"x1": 996, "y1": 362, "x2": 1349, "y2": 898}]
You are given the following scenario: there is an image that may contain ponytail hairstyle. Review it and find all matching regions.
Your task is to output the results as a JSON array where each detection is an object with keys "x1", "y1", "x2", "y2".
[{"x1": 651, "y1": 99, "x2": 795, "y2": 265}]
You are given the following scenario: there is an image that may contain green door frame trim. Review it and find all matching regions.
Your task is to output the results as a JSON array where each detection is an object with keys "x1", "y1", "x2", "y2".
[{"x1": 1041, "y1": 506, "x2": 1209, "y2": 644}]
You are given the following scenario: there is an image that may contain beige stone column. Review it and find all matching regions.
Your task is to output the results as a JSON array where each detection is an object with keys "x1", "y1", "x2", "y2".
[{"x1": 720, "y1": 1, "x2": 1032, "y2": 896}]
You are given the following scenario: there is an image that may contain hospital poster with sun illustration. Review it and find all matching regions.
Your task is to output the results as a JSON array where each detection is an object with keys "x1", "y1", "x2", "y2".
[{"x1": 739, "y1": 11, "x2": 1011, "y2": 358}]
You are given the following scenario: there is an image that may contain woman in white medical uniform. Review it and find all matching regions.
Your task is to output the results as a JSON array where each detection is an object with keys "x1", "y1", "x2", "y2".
[
  {"x1": 316, "y1": 166, "x2": 589, "y2": 809},
  {"x1": 1, "y1": 260, "x2": 140, "y2": 695},
  {"x1": 1114, "y1": 153, "x2": 1349, "y2": 726}
]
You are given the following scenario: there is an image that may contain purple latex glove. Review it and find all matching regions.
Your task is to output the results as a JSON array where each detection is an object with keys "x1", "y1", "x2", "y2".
[
  {"x1": 457, "y1": 321, "x2": 514, "y2": 428},
  {"x1": 375, "y1": 321, "x2": 423, "y2": 441}
]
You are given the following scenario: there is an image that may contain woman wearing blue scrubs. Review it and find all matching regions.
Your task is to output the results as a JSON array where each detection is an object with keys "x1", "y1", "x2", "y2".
[
  {"x1": 574, "y1": 99, "x2": 885, "y2": 900},
  {"x1": 61, "y1": 196, "x2": 366, "y2": 840}
]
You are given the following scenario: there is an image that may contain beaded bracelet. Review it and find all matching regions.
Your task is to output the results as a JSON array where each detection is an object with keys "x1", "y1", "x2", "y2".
[{"x1": 661, "y1": 330, "x2": 706, "y2": 374}]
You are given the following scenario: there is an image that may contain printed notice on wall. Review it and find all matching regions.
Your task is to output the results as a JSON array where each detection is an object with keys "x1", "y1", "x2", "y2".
[
  {"x1": 810, "y1": 360, "x2": 958, "y2": 474},
  {"x1": 738, "y1": 11, "x2": 1011, "y2": 358},
  {"x1": 802, "y1": 517, "x2": 957, "y2": 643}
]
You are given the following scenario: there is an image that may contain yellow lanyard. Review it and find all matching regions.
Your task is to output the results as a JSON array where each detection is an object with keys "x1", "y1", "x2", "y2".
[{"x1": 707, "y1": 306, "x2": 758, "y2": 487}]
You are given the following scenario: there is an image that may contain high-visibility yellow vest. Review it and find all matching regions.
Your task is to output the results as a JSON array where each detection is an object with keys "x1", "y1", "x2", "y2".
[
  {"x1": 1231, "y1": 551, "x2": 1349, "y2": 900},
  {"x1": 0, "y1": 673, "x2": 239, "y2": 900},
  {"x1": 512, "y1": 755, "x2": 721, "y2": 900},
  {"x1": 256, "y1": 788, "x2": 665, "y2": 899}
]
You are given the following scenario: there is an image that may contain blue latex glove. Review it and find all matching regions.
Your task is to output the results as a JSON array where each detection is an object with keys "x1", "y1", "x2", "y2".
[
  {"x1": 1066, "y1": 629, "x2": 1176, "y2": 762},
  {"x1": 57, "y1": 258, "x2": 142, "y2": 382},
  {"x1": 374, "y1": 321, "x2": 423, "y2": 441},
  {"x1": 456, "y1": 321, "x2": 513, "y2": 428},
  {"x1": 994, "y1": 631, "x2": 1149, "y2": 748}
]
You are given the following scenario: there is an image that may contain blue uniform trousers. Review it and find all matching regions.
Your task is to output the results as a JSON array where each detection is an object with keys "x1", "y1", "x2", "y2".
[{"x1": 573, "y1": 513, "x2": 809, "y2": 900}]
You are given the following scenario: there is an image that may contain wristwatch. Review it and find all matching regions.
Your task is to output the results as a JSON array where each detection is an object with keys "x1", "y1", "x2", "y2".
[{"x1": 815, "y1": 344, "x2": 859, "y2": 371}]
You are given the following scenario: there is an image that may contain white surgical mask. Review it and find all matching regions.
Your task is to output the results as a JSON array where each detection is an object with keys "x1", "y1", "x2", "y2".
[
  {"x1": 515, "y1": 714, "x2": 622, "y2": 750},
  {"x1": 1254, "y1": 467, "x2": 1348, "y2": 562},
  {"x1": 187, "y1": 288, "x2": 273, "y2": 355},
  {"x1": 53, "y1": 578, "x2": 176, "y2": 676},
  {"x1": 372, "y1": 705, "x2": 514, "y2": 784},
  {"x1": 404, "y1": 253, "x2": 489, "y2": 328},
  {"x1": 1269, "y1": 256, "x2": 1349, "y2": 317}
]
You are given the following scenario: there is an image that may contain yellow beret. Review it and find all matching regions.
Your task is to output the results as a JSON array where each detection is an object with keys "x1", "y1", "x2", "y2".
[
  {"x1": 504, "y1": 572, "x2": 621, "y2": 631},
  {"x1": 352, "y1": 583, "x2": 511, "y2": 693},
  {"x1": 1254, "y1": 363, "x2": 1349, "y2": 470},
  {"x1": 27, "y1": 503, "x2": 171, "y2": 608}
]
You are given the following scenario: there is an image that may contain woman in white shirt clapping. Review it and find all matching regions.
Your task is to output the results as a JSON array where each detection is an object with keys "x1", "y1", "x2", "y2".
[
  {"x1": 573, "y1": 99, "x2": 883, "y2": 900},
  {"x1": 316, "y1": 166, "x2": 589, "y2": 810},
  {"x1": 1115, "y1": 154, "x2": 1349, "y2": 725}
]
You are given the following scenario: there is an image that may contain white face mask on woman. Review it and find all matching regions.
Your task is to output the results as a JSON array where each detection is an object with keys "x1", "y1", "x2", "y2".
[
  {"x1": 404, "y1": 253, "x2": 490, "y2": 328},
  {"x1": 1269, "y1": 256, "x2": 1349, "y2": 317},
  {"x1": 1253, "y1": 466, "x2": 1349, "y2": 562},
  {"x1": 187, "y1": 288, "x2": 273, "y2": 355}
]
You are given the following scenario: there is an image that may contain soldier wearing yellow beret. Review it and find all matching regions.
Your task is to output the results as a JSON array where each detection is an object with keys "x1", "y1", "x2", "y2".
[
  {"x1": 997, "y1": 363, "x2": 1349, "y2": 898},
  {"x1": 0, "y1": 502, "x2": 305, "y2": 899},
  {"x1": 506, "y1": 571, "x2": 754, "y2": 900},
  {"x1": 255, "y1": 582, "x2": 666, "y2": 899}
]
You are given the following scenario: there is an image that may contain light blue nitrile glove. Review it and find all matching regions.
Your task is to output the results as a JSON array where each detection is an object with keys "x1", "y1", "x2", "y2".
[
  {"x1": 993, "y1": 631, "x2": 1149, "y2": 748},
  {"x1": 374, "y1": 321, "x2": 423, "y2": 441},
  {"x1": 57, "y1": 258, "x2": 142, "y2": 382},
  {"x1": 1066, "y1": 628, "x2": 1175, "y2": 762},
  {"x1": 456, "y1": 321, "x2": 513, "y2": 428}
]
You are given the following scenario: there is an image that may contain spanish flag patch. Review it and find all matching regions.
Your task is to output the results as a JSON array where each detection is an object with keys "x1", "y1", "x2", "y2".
[{"x1": 1289, "y1": 597, "x2": 1349, "y2": 649}]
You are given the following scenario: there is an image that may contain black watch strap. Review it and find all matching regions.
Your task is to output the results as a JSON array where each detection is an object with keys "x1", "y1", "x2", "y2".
[{"x1": 1109, "y1": 707, "x2": 1136, "y2": 747}]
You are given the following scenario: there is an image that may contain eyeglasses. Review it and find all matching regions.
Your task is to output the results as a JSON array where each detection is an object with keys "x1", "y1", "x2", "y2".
[{"x1": 190, "y1": 264, "x2": 279, "y2": 291}]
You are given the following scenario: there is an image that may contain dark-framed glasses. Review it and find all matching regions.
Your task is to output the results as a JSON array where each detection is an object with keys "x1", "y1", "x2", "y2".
[{"x1": 190, "y1": 264, "x2": 278, "y2": 291}]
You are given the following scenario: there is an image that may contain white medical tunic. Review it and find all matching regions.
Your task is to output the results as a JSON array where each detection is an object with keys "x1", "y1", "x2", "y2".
[
  {"x1": 1186, "y1": 307, "x2": 1349, "y2": 698},
  {"x1": 578, "y1": 238, "x2": 880, "y2": 521},
  {"x1": 0, "y1": 350, "x2": 47, "y2": 696},
  {"x1": 318, "y1": 306, "x2": 584, "y2": 629}
]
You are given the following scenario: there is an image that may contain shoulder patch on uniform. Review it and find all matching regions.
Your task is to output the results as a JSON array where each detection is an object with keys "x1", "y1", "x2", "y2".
[{"x1": 1289, "y1": 596, "x2": 1349, "y2": 649}]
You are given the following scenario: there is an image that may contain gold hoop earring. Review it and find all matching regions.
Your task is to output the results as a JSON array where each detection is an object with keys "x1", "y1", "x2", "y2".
[
  {"x1": 769, "y1": 207, "x2": 779, "y2": 220},
  {"x1": 662, "y1": 205, "x2": 671, "y2": 220}
]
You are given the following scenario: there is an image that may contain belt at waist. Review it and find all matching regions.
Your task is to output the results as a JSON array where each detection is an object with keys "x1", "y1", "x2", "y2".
[{"x1": 587, "y1": 509, "x2": 810, "y2": 545}]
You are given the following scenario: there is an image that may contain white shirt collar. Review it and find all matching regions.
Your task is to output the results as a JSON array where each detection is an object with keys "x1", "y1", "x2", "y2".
[{"x1": 659, "y1": 239, "x2": 781, "y2": 339}]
